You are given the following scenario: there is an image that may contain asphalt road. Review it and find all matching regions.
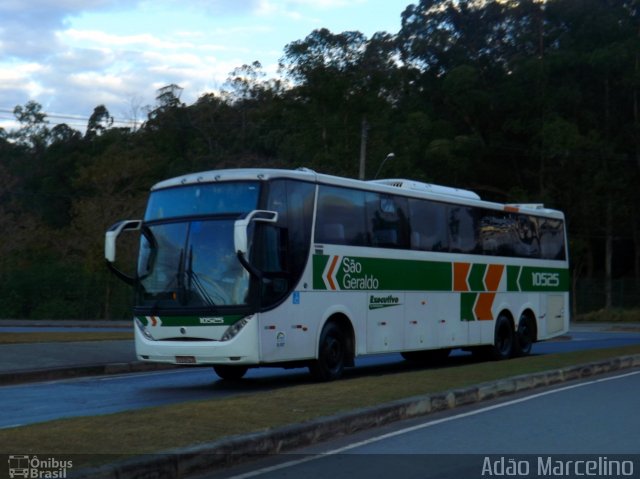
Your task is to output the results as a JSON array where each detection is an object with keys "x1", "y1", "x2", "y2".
[
  {"x1": 2, "y1": 330, "x2": 640, "y2": 429},
  {"x1": 206, "y1": 370, "x2": 640, "y2": 479}
]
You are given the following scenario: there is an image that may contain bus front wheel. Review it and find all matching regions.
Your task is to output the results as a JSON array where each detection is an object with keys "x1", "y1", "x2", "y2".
[
  {"x1": 213, "y1": 365, "x2": 248, "y2": 380},
  {"x1": 309, "y1": 322, "x2": 346, "y2": 381}
]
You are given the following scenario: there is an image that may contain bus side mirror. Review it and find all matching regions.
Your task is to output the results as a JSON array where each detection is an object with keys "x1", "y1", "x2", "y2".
[
  {"x1": 105, "y1": 220, "x2": 142, "y2": 262},
  {"x1": 234, "y1": 210, "x2": 278, "y2": 255}
]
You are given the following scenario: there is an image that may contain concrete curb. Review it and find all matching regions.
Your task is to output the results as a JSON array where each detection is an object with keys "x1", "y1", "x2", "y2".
[
  {"x1": 75, "y1": 353, "x2": 640, "y2": 479},
  {"x1": 0, "y1": 361, "x2": 181, "y2": 385}
]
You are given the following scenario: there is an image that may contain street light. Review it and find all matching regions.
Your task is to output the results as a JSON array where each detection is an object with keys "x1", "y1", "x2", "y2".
[{"x1": 373, "y1": 152, "x2": 395, "y2": 180}]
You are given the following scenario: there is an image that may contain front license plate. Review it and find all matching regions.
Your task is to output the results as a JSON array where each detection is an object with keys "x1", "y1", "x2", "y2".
[{"x1": 175, "y1": 356, "x2": 196, "y2": 364}]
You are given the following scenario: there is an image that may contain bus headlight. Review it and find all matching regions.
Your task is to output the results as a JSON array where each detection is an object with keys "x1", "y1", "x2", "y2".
[
  {"x1": 221, "y1": 316, "x2": 251, "y2": 342},
  {"x1": 135, "y1": 317, "x2": 155, "y2": 341}
]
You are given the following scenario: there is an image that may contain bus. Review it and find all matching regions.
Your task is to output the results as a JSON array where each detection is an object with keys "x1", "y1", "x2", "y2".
[{"x1": 105, "y1": 168, "x2": 569, "y2": 381}]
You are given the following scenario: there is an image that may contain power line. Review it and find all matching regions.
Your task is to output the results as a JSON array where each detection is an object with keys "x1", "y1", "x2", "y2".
[{"x1": 0, "y1": 107, "x2": 138, "y2": 128}]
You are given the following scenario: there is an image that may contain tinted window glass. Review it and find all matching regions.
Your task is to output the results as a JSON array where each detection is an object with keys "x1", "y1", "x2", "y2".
[
  {"x1": 480, "y1": 209, "x2": 562, "y2": 259},
  {"x1": 514, "y1": 214, "x2": 540, "y2": 258},
  {"x1": 448, "y1": 206, "x2": 479, "y2": 253},
  {"x1": 408, "y1": 199, "x2": 449, "y2": 251},
  {"x1": 269, "y1": 180, "x2": 315, "y2": 276},
  {"x1": 538, "y1": 218, "x2": 566, "y2": 260},
  {"x1": 315, "y1": 186, "x2": 367, "y2": 246},
  {"x1": 145, "y1": 182, "x2": 260, "y2": 221},
  {"x1": 366, "y1": 193, "x2": 410, "y2": 249}
]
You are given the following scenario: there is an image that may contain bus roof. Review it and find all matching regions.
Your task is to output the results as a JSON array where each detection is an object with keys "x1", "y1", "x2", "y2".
[{"x1": 150, "y1": 168, "x2": 565, "y2": 219}]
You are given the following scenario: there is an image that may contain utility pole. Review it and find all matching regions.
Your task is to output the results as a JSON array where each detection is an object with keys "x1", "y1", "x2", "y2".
[{"x1": 358, "y1": 117, "x2": 368, "y2": 180}]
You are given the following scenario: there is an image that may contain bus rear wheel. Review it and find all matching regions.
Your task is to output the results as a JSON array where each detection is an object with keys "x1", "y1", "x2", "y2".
[
  {"x1": 515, "y1": 314, "x2": 535, "y2": 357},
  {"x1": 213, "y1": 365, "x2": 248, "y2": 380},
  {"x1": 491, "y1": 314, "x2": 515, "y2": 360},
  {"x1": 309, "y1": 322, "x2": 346, "y2": 381}
]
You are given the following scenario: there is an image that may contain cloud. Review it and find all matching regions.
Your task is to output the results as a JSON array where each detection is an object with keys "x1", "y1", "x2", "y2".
[
  {"x1": 288, "y1": 0, "x2": 366, "y2": 8},
  {"x1": 0, "y1": 0, "x2": 399, "y2": 133},
  {"x1": 0, "y1": 62, "x2": 50, "y2": 101},
  {"x1": 63, "y1": 29, "x2": 193, "y2": 51},
  {"x1": 138, "y1": 0, "x2": 264, "y2": 17},
  {"x1": 0, "y1": 1, "x2": 136, "y2": 58}
]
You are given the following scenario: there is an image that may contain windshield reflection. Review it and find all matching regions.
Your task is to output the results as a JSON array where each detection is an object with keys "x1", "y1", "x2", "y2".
[{"x1": 137, "y1": 220, "x2": 249, "y2": 308}]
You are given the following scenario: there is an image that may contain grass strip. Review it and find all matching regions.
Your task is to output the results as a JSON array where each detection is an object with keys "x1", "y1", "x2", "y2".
[
  {"x1": 574, "y1": 308, "x2": 640, "y2": 323},
  {"x1": 0, "y1": 332, "x2": 133, "y2": 344},
  {"x1": 1, "y1": 344, "x2": 640, "y2": 463}
]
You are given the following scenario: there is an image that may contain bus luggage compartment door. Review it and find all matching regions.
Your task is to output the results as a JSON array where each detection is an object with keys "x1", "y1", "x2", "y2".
[{"x1": 366, "y1": 292, "x2": 404, "y2": 353}]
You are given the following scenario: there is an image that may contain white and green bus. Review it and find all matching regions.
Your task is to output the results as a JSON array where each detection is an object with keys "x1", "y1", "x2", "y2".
[{"x1": 105, "y1": 168, "x2": 569, "y2": 380}]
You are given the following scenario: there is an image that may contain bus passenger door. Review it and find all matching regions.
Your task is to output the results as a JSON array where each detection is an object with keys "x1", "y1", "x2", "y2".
[{"x1": 366, "y1": 292, "x2": 404, "y2": 353}]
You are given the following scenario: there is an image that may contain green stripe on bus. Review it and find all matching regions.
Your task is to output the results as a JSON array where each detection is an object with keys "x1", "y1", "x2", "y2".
[
  {"x1": 313, "y1": 254, "x2": 568, "y2": 293},
  {"x1": 460, "y1": 293, "x2": 477, "y2": 322},
  {"x1": 517, "y1": 266, "x2": 570, "y2": 292},
  {"x1": 313, "y1": 254, "x2": 452, "y2": 291},
  {"x1": 136, "y1": 315, "x2": 244, "y2": 327},
  {"x1": 507, "y1": 265, "x2": 521, "y2": 291},
  {"x1": 468, "y1": 264, "x2": 487, "y2": 291}
]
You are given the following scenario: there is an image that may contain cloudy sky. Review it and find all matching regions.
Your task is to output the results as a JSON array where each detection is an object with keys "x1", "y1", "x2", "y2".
[{"x1": 0, "y1": 0, "x2": 407, "y2": 132}]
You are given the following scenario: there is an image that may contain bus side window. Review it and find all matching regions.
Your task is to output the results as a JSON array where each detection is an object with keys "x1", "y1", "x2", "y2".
[
  {"x1": 282, "y1": 180, "x2": 315, "y2": 279},
  {"x1": 408, "y1": 199, "x2": 449, "y2": 252},
  {"x1": 515, "y1": 214, "x2": 540, "y2": 258},
  {"x1": 315, "y1": 186, "x2": 367, "y2": 246},
  {"x1": 449, "y1": 206, "x2": 479, "y2": 254},
  {"x1": 366, "y1": 193, "x2": 409, "y2": 249},
  {"x1": 480, "y1": 210, "x2": 517, "y2": 257},
  {"x1": 538, "y1": 218, "x2": 566, "y2": 260},
  {"x1": 323, "y1": 223, "x2": 345, "y2": 243}
]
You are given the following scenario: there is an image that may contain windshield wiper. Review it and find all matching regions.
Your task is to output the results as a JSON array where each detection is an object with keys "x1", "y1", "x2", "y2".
[
  {"x1": 176, "y1": 248, "x2": 186, "y2": 305},
  {"x1": 186, "y1": 247, "x2": 217, "y2": 307}
]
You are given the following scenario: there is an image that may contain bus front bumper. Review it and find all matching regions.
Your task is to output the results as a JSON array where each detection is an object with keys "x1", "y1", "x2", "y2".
[{"x1": 133, "y1": 316, "x2": 260, "y2": 365}]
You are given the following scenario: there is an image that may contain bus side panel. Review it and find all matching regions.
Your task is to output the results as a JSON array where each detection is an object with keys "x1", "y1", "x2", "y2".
[
  {"x1": 404, "y1": 292, "x2": 479, "y2": 351},
  {"x1": 539, "y1": 292, "x2": 570, "y2": 339},
  {"x1": 404, "y1": 293, "x2": 435, "y2": 351},
  {"x1": 258, "y1": 293, "x2": 315, "y2": 363},
  {"x1": 366, "y1": 292, "x2": 405, "y2": 353},
  {"x1": 258, "y1": 291, "x2": 365, "y2": 363}
]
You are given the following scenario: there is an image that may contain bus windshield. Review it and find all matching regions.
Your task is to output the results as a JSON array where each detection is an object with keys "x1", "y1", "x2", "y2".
[
  {"x1": 145, "y1": 181, "x2": 260, "y2": 221},
  {"x1": 137, "y1": 181, "x2": 261, "y2": 309},
  {"x1": 137, "y1": 219, "x2": 250, "y2": 308}
]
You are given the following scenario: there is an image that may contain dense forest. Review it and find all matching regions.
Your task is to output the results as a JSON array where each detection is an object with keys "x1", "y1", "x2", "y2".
[{"x1": 0, "y1": 0, "x2": 638, "y2": 319}]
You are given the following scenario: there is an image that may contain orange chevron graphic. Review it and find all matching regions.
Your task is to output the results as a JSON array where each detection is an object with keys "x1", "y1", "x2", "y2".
[
  {"x1": 458, "y1": 263, "x2": 505, "y2": 321},
  {"x1": 453, "y1": 262, "x2": 471, "y2": 292},
  {"x1": 326, "y1": 255, "x2": 340, "y2": 291},
  {"x1": 474, "y1": 293, "x2": 496, "y2": 320},
  {"x1": 484, "y1": 264, "x2": 504, "y2": 291}
]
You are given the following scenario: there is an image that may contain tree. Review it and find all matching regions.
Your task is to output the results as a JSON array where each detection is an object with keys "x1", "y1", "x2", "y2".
[
  {"x1": 280, "y1": 29, "x2": 402, "y2": 176},
  {"x1": 85, "y1": 105, "x2": 114, "y2": 139},
  {"x1": 11, "y1": 100, "x2": 50, "y2": 149}
]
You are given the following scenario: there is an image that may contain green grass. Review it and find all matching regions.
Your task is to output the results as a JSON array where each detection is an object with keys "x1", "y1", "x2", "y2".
[
  {"x1": 0, "y1": 332, "x2": 133, "y2": 344},
  {"x1": 574, "y1": 308, "x2": 640, "y2": 323},
  {"x1": 1, "y1": 344, "x2": 639, "y2": 464}
]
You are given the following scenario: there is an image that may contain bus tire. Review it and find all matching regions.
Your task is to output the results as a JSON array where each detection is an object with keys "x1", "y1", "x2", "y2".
[
  {"x1": 213, "y1": 365, "x2": 248, "y2": 380},
  {"x1": 514, "y1": 314, "x2": 535, "y2": 357},
  {"x1": 491, "y1": 314, "x2": 515, "y2": 360},
  {"x1": 309, "y1": 322, "x2": 346, "y2": 381}
]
